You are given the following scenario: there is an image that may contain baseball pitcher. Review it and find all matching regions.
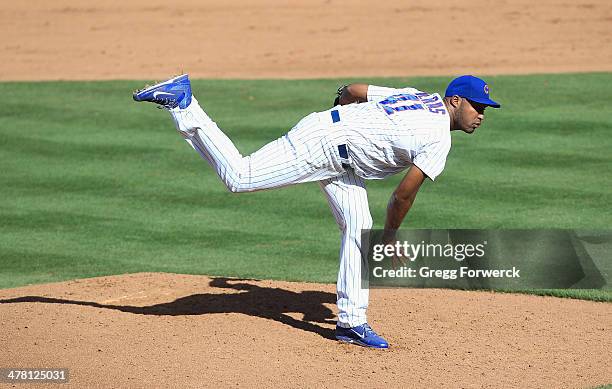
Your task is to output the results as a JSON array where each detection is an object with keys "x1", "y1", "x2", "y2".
[{"x1": 133, "y1": 74, "x2": 500, "y2": 348}]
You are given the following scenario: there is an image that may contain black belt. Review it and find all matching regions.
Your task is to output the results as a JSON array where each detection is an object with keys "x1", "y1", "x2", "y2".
[
  {"x1": 338, "y1": 144, "x2": 349, "y2": 159},
  {"x1": 332, "y1": 110, "x2": 350, "y2": 169}
]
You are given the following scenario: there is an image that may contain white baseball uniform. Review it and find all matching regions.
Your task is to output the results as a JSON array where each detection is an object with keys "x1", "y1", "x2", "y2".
[{"x1": 168, "y1": 86, "x2": 451, "y2": 328}]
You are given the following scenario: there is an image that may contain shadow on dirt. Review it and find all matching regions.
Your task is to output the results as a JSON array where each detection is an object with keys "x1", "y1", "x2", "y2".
[{"x1": 0, "y1": 277, "x2": 337, "y2": 340}]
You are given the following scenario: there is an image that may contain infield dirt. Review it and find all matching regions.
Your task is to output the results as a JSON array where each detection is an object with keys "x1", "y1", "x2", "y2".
[
  {"x1": 1, "y1": 1, "x2": 611, "y2": 388},
  {"x1": 0, "y1": 273, "x2": 611, "y2": 388},
  {"x1": 1, "y1": 0, "x2": 611, "y2": 80}
]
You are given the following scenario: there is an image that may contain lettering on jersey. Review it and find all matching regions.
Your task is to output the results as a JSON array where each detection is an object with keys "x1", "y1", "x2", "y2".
[
  {"x1": 380, "y1": 93, "x2": 447, "y2": 116},
  {"x1": 415, "y1": 92, "x2": 447, "y2": 114},
  {"x1": 416, "y1": 93, "x2": 438, "y2": 104},
  {"x1": 382, "y1": 103, "x2": 424, "y2": 115},
  {"x1": 379, "y1": 94, "x2": 420, "y2": 105}
]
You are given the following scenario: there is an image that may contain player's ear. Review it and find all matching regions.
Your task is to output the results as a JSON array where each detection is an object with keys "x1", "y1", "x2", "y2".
[
  {"x1": 450, "y1": 95, "x2": 462, "y2": 108},
  {"x1": 444, "y1": 95, "x2": 461, "y2": 109}
]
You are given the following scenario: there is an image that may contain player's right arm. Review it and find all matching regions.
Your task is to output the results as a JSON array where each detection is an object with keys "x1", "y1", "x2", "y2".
[{"x1": 381, "y1": 165, "x2": 426, "y2": 244}]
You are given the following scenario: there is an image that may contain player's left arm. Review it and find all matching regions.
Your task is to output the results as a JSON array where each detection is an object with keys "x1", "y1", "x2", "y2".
[
  {"x1": 381, "y1": 165, "x2": 426, "y2": 244},
  {"x1": 335, "y1": 84, "x2": 369, "y2": 105},
  {"x1": 334, "y1": 84, "x2": 416, "y2": 106}
]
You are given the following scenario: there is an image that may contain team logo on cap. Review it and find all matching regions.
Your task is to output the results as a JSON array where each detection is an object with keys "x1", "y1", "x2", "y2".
[{"x1": 484, "y1": 84, "x2": 489, "y2": 94}]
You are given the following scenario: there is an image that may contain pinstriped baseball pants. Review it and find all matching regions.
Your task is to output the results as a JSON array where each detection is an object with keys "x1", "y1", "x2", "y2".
[{"x1": 169, "y1": 98, "x2": 370, "y2": 327}]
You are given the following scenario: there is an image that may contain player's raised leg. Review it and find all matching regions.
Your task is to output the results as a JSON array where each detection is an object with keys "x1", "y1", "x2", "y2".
[
  {"x1": 319, "y1": 170, "x2": 389, "y2": 349},
  {"x1": 134, "y1": 75, "x2": 344, "y2": 192}
]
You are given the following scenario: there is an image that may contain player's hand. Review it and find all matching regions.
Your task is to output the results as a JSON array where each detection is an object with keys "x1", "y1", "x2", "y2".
[
  {"x1": 381, "y1": 230, "x2": 404, "y2": 269},
  {"x1": 390, "y1": 251, "x2": 410, "y2": 270}
]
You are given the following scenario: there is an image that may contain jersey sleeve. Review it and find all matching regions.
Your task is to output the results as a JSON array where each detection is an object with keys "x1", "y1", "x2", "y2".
[
  {"x1": 412, "y1": 136, "x2": 452, "y2": 181},
  {"x1": 367, "y1": 85, "x2": 419, "y2": 103}
]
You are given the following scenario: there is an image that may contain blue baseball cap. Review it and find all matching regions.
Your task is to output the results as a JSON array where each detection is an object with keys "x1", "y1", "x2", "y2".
[{"x1": 445, "y1": 75, "x2": 500, "y2": 108}]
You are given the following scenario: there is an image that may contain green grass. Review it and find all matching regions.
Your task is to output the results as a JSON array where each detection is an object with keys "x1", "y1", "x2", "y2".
[{"x1": 0, "y1": 74, "x2": 610, "y2": 301}]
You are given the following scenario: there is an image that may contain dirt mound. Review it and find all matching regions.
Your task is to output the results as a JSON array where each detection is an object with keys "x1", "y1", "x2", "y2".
[
  {"x1": 0, "y1": 273, "x2": 609, "y2": 388},
  {"x1": 1, "y1": 0, "x2": 611, "y2": 80}
]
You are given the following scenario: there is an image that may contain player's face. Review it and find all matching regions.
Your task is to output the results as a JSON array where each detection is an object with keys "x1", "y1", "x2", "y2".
[{"x1": 458, "y1": 99, "x2": 486, "y2": 134}]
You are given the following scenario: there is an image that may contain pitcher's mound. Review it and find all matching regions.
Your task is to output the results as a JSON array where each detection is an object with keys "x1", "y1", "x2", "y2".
[{"x1": 0, "y1": 273, "x2": 609, "y2": 388}]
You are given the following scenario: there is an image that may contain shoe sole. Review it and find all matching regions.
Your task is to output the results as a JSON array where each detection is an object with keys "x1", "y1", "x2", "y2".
[
  {"x1": 133, "y1": 74, "x2": 188, "y2": 101},
  {"x1": 336, "y1": 336, "x2": 389, "y2": 349}
]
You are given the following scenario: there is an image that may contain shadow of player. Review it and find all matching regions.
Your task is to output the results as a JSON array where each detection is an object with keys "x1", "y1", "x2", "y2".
[{"x1": 0, "y1": 277, "x2": 337, "y2": 340}]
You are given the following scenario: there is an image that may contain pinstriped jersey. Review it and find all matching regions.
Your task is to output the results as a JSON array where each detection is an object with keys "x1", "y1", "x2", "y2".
[{"x1": 330, "y1": 85, "x2": 451, "y2": 181}]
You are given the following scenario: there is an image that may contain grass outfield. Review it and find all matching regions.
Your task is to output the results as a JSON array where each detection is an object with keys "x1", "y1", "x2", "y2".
[{"x1": 0, "y1": 74, "x2": 610, "y2": 300}]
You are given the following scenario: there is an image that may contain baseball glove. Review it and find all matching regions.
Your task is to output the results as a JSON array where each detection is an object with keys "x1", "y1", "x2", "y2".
[{"x1": 333, "y1": 84, "x2": 348, "y2": 107}]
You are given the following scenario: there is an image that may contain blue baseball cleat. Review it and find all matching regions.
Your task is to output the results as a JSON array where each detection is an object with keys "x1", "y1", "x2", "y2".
[
  {"x1": 133, "y1": 74, "x2": 192, "y2": 109},
  {"x1": 335, "y1": 323, "x2": 389, "y2": 349}
]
